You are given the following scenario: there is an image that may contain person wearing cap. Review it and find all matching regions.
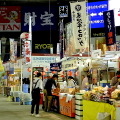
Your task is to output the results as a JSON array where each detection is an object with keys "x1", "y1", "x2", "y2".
[
  {"x1": 44, "y1": 74, "x2": 58, "y2": 112},
  {"x1": 31, "y1": 72, "x2": 43, "y2": 117},
  {"x1": 67, "y1": 76, "x2": 77, "y2": 88},
  {"x1": 110, "y1": 71, "x2": 120, "y2": 87}
]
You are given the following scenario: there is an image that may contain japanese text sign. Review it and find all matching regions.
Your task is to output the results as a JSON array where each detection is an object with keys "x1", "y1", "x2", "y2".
[
  {"x1": 103, "y1": 10, "x2": 116, "y2": 46},
  {"x1": 22, "y1": 6, "x2": 57, "y2": 31},
  {"x1": 25, "y1": 41, "x2": 31, "y2": 64},
  {"x1": 87, "y1": 1, "x2": 108, "y2": 28},
  {"x1": 0, "y1": 6, "x2": 21, "y2": 32},
  {"x1": 70, "y1": 1, "x2": 89, "y2": 52}
]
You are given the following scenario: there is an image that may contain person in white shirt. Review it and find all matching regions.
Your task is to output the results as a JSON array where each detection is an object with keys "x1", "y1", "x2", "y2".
[
  {"x1": 81, "y1": 75, "x2": 89, "y2": 90},
  {"x1": 67, "y1": 76, "x2": 76, "y2": 88},
  {"x1": 31, "y1": 72, "x2": 43, "y2": 117}
]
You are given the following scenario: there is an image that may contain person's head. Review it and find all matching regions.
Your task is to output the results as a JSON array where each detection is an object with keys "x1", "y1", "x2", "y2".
[
  {"x1": 52, "y1": 74, "x2": 58, "y2": 80},
  {"x1": 116, "y1": 71, "x2": 120, "y2": 76},
  {"x1": 68, "y1": 76, "x2": 74, "y2": 80},
  {"x1": 35, "y1": 72, "x2": 42, "y2": 78}
]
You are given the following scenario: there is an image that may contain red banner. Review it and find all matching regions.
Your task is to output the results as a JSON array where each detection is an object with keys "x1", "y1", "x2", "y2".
[{"x1": 0, "y1": 6, "x2": 21, "y2": 31}]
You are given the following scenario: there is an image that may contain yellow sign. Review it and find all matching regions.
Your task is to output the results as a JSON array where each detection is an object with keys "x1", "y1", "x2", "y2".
[{"x1": 35, "y1": 44, "x2": 53, "y2": 49}]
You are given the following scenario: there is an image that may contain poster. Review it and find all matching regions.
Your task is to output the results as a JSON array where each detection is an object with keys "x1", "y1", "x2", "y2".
[{"x1": 0, "y1": 6, "x2": 21, "y2": 31}]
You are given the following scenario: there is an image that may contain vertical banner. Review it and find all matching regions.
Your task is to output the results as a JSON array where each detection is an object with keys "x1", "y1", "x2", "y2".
[
  {"x1": 70, "y1": 1, "x2": 89, "y2": 53},
  {"x1": 59, "y1": 19, "x2": 64, "y2": 59},
  {"x1": 65, "y1": 22, "x2": 76, "y2": 55},
  {"x1": 25, "y1": 41, "x2": 31, "y2": 64},
  {"x1": 28, "y1": 16, "x2": 32, "y2": 41},
  {"x1": 14, "y1": 41, "x2": 17, "y2": 60},
  {"x1": 0, "y1": 40, "x2": 1, "y2": 55},
  {"x1": 103, "y1": 10, "x2": 116, "y2": 51},
  {"x1": 10, "y1": 38, "x2": 17, "y2": 62}
]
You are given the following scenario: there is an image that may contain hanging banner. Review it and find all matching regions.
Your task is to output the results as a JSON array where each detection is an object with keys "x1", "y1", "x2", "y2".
[
  {"x1": 59, "y1": 19, "x2": 64, "y2": 59},
  {"x1": 10, "y1": 38, "x2": 17, "y2": 62},
  {"x1": 25, "y1": 41, "x2": 31, "y2": 64},
  {"x1": 65, "y1": 22, "x2": 76, "y2": 55},
  {"x1": 103, "y1": 10, "x2": 116, "y2": 51},
  {"x1": 70, "y1": 1, "x2": 89, "y2": 53},
  {"x1": 0, "y1": 6, "x2": 21, "y2": 32}
]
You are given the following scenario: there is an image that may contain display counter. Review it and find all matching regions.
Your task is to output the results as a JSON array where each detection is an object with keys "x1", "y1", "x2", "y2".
[
  {"x1": 59, "y1": 94, "x2": 75, "y2": 117},
  {"x1": 83, "y1": 100, "x2": 116, "y2": 120}
]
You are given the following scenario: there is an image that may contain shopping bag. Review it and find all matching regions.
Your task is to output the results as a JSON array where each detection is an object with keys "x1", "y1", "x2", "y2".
[{"x1": 97, "y1": 112, "x2": 111, "y2": 120}]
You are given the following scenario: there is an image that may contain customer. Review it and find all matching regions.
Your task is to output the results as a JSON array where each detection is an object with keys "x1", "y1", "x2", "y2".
[
  {"x1": 44, "y1": 74, "x2": 58, "y2": 112},
  {"x1": 31, "y1": 72, "x2": 43, "y2": 117},
  {"x1": 67, "y1": 76, "x2": 77, "y2": 88},
  {"x1": 81, "y1": 75, "x2": 89, "y2": 90},
  {"x1": 110, "y1": 71, "x2": 120, "y2": 86}
]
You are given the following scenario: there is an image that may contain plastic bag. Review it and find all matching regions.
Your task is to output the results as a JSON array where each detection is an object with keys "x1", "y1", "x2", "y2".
[{"x1": 97, "y1": 112, "x2": 111, "y2": 120}]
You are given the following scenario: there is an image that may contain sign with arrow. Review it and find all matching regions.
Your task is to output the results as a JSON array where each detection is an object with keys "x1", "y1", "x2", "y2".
[{"x1": 87, "y1": 1, "x2": 108, "y2": 28}]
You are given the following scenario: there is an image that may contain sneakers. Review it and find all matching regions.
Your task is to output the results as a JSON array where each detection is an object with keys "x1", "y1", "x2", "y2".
[
  {"x1": 31, "y1": 114, "x2": 34, "y2": 116},
  {"x1": 35, "y1": 114, "x2": 41, "y2": 117}
]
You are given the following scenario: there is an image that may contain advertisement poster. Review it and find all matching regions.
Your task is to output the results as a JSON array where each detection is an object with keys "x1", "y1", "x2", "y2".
[
  {"x1": 0, "y1": 6, "x2": 21, "y2": 32},
  {"x1": 50, "y1": 62, "x2": 61, "y2": 71},
  {"x1": 70, "y1": 1, "x2": 89, "y2": 53},
  {"x1": 103, "y1": 10, "x2": 116, "y2": 51}
]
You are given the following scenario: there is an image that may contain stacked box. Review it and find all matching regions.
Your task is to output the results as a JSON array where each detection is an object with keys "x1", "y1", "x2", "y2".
[{"x1": 75, "y1": 93, "x2": 83, "y2": 120}]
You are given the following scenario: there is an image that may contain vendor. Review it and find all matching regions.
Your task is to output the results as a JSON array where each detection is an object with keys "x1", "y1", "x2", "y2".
[
  {"x1": 110, "y1": 71, "x2": 120, "y2": 87},
  {"x1": 111, "y1": 75, "x2": 120, "y2": 88},
  {"x1": 81, "y1": 75, "x2": 89, "y2": 90},
  {"x1": 67, "y1": 76, "x2": 77, "y2": 88}
]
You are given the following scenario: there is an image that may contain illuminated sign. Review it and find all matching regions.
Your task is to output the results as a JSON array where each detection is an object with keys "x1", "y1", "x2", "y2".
[
  {"x1": 35, "y1": 44, "x2": 53, "y2": 49},
  {"x1": 109, "y1": 0, "x2": 120, "y2": 26},
  {"x1": 87, "y1": 1, "x2": 108, "y2": 28}
]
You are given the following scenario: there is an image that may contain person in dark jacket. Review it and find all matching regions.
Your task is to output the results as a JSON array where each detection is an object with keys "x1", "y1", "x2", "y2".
[
  {"x1": 44, "y1": 74, "x2": 58, "y2": 112},
  {"x1": 31, "y1": 72, "x2": 43, "y2": 117}
]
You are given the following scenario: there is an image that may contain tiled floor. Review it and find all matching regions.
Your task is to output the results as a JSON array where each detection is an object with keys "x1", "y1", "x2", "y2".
[{"x1": 0, "y1": 94, "x2": 76, "y2": 120}]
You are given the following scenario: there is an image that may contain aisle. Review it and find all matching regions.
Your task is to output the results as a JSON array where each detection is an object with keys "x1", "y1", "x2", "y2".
[{"x1": 0, "y1": 94, "x2": 75, "y2": 120}]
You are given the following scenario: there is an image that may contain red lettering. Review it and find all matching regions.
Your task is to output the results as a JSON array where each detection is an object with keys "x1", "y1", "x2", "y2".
[
  {"x1": 108, "y1": 32, "x2": 113, "y2": 38},
  {"x1": 108, "y1": 38, "x2": 113, "y2": 44}
]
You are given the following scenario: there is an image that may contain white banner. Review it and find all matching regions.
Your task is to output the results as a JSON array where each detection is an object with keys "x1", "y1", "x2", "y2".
[
  {"x1": 70, "y1": 1, "x2": 89, "y2": 53},
  {"x1": 25, "y1": 41, "x2": 31, "y2": 64},
  {"x1": 10, "y1": 38, "x2": 17, "y2": 62}
]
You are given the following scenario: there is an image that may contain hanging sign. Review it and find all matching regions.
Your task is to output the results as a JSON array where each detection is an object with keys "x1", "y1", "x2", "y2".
[
  {"x1": 50, "y1": 62, "x2": 61, "y2": 71},
  {"x1": 62, "y1": 59, "x2": 78, "y2": 71},
  {"x1": 59, "y1": 6, "x2": 68, "y2": 18},
  {"x1": 103, "y1": 10, "x2": 116, "y2": 46},
  {"x1": 70, "y1": 1, "x2": 89, "y2": 53}
]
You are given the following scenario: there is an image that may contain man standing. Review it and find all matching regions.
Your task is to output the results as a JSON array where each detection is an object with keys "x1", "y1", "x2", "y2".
[
  {"x1": 31, "y1": 72, "x2": 43, "y2": 117},
  {"x1": 44, "y1": 74, "x2": 58, "y2": 112}
]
